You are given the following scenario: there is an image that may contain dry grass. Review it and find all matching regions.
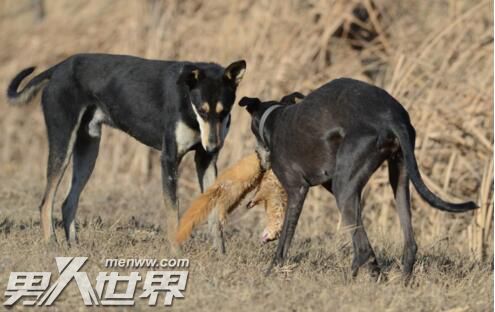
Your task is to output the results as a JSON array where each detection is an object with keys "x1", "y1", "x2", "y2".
[{"x1": 0, "y1": 0, "x2": 493, "y2": 310}]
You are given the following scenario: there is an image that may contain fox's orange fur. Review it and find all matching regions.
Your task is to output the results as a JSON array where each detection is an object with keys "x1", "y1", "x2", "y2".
[
  {"x1": 176, "y1": 151, "x2": 290, "y2": 244},
  {"x1": 175, "y1": 153, "x2": 263, "y2": 243},
  {"x1": 249, "y1": 170, "x2": 287, "y2": 242}
]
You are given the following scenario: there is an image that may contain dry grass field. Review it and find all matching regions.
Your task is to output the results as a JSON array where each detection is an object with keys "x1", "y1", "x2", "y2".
[{"x1": 0, "y1": 0, "x2": 493, "y2": 311}]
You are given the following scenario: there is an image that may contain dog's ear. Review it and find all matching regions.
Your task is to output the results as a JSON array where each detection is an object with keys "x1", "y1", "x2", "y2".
[
  {"x1": 177, "y1": 64, "x2": 203, "y2": 89},
  {"x1": 239, "y1": 96, "x2": 261, "y2": 113},
  {"x1": 224, "y1": 60, "x2": 246, "y2": 85},
  {"x1": 280, "y1": 92, "x2": 305, "y2": 104}
]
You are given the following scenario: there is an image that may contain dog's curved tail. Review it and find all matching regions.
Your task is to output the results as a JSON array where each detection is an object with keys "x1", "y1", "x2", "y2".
[
  {"x1": 390, "y1": 123, "x2": 478, "y2": 212},
  {"x1": 7, "y1": 66, "x2": 56, "y2": 105},
  {"x1": 175, "y1": 153, "x2": 263, "y2": 244}
]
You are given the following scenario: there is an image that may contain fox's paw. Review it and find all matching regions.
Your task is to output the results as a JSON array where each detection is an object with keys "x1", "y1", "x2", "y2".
[{"x1": 261, "y1": 227, "x2": 279, "y2": 243}]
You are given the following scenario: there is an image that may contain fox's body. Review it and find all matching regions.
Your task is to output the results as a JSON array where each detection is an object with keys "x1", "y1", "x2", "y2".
[
  {"x1": 249, "y1": 170, "x2": 286, "y2": 242},
  {"x1": 175, "y1": 153, "x2": 262, "y2": 251},
  {"x1": 175, "y1": 153, "x2": 287, "y2": 248}
]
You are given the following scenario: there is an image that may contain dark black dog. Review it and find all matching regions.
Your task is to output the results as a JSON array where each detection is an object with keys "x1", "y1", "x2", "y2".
[
  {"x1": 239, "y1": 78, "x2": 477, "y2": 277},
  {"x1": 7, "y1": 53, "x2": 246, "y2": 245}
]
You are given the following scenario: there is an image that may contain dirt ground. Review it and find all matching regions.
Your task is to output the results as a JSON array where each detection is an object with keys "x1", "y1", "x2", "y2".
[
  {"x1": 0, "y1": 172, "x2": 492, "y2": 311},
  {"x1": 0, "y1": 0, "x2": 493, "y2": 311}
]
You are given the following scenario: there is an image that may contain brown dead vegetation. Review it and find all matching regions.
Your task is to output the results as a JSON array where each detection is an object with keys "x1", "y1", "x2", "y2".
[{"x1": 0, "y1": 1, "x2": 493, "y2": 310}]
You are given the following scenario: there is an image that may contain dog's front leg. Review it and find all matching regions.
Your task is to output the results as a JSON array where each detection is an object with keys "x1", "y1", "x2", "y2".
[
  {"x1": 194, "y1": 148, "x2": 218, "y2": 192},
  {"x1": 160, "y1": 136, "x2": 180, "y2": 250},
  {"x1": 267, "y1": 181, "x2": 308, "y2": 276},
  {"x1": 194, "y1": 148, "x2": 226, "y2": 254}
]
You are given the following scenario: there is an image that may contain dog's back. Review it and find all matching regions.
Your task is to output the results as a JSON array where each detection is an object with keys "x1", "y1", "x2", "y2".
[{"x1": 283, "y1": 78, "x2": 411, "y2": 132}]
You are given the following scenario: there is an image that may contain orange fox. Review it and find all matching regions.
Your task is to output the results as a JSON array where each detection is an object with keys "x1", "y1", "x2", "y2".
[
  {"x1": 175, "y1": 153, "x2": 287, "y2": 246},
  {"x1": 247, "y1": 169, "x2": 287, "y2": 242}
]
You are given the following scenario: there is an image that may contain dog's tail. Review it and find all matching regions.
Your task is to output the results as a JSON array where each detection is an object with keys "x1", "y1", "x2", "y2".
[
  {"x1": 7, "y1": 66, "x2": 56, "y2": 105},
  {"x1": 175, "y1": 153, "x2": 263, "y2": 244},
  {"x1": 390, "y1": 123, "x2": 478, "y2": 212}
]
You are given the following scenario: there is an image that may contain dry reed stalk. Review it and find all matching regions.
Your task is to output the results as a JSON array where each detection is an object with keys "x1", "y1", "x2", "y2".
[
  {"x1": 0, "y1": 0, "x2": 491, "y2": 257},
  {"x1": 469, "y1": 157, "x2": 493, "y2": 260}
]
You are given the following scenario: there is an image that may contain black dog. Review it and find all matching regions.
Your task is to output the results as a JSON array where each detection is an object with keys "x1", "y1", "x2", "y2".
[
  {"x1": 7, "y1": 53, "x2": 246, "y2": 245},
  {"x1": 239, "y1": 78, "x2": 477, "y2": 277}
]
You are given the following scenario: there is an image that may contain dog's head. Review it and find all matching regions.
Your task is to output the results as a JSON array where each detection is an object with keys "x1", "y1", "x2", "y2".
[
  {"x1": 239, "y1": 92, "x2": 304, "y2": 146},
  {"x1": 178, "y1": 60, "x2": 246, "y2": 153}
]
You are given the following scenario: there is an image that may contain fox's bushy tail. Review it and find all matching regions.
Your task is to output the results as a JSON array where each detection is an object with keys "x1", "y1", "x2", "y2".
[{"x1": 175, "y1": 153, "x2": 263, "y2": 243}]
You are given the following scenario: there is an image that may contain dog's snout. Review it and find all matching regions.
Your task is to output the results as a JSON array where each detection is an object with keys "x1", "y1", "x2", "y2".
[
  {"x1": 203, "y1": 123, "x2": 224, "y2": 153},
  {"x1": 205, "y1": 144, "x2": 220, "y2": 153}
]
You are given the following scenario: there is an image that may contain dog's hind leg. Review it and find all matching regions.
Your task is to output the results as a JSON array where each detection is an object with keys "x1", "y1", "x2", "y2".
[
  {"x1": 332, "y1": 133, "x2": 385, "y2": 278},
  {"x1": 388, "y1": 157, "x2": 417, "y2": 277},
  {"x1": 39, "y1": 91, "x2": 87, "y2": 243},
  {"x1": 61, "y1": 108, "x2": 101, "y2": 244}
]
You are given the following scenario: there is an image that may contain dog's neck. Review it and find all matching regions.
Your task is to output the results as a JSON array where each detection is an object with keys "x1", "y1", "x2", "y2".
[
  {"x1": 255, "y1": 143, "x2": 271, "y2": 170},
  {"x1": 256, "y1": 105, "x2": 282, "y2": 170},
  {"x1": 258, "y1": 104, "x2": 282, "y2": 148}
]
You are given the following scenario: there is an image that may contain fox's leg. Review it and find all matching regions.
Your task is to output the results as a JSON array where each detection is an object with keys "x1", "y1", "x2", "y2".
[
  {"x1": 248, "y1": 170, "x2": 287, "y2": 242},
  {"x1": 261, "y1": 171, "x2": 287, "y2": 242}
]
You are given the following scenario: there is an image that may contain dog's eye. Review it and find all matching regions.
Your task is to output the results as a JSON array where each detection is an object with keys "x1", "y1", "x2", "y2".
[{"x1": 197, "y1": 103, "x2": 211, "y2": 118}]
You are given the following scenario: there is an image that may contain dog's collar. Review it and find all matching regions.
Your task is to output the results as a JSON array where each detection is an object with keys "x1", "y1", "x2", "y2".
[{"x1": 259, "y1": 105, "x2": 282, "y2": 147}]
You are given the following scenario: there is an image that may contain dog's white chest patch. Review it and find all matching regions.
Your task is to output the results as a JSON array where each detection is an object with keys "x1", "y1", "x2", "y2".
[{"x1": 176, "y1": 121, "x2": 200, "y2": 155}]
